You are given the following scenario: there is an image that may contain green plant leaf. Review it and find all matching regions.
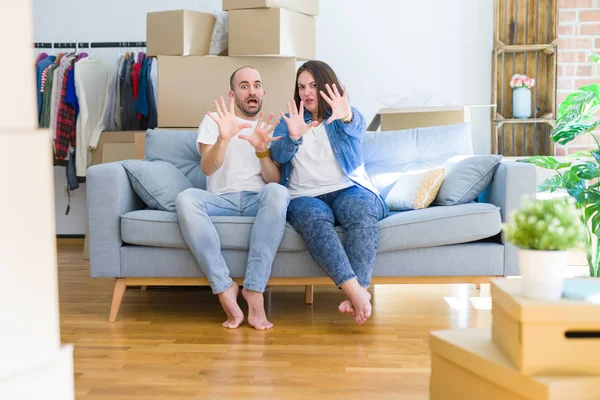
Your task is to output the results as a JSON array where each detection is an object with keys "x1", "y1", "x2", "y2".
[
  {"x1": 563, "y1": 170, "x2": 587, "y2": 203},
  {"x1": 571, "y1": 162, "x2": 600, "y2": 180},
  {"x1": 589, "y1": 51, "x2": 600, "y2": 64},
  {"x1": 567, "y1": 150, "x2": 594, "y2": 160},
  {"x1": 537, "y1": 175, "x2": 563, "y2": 192},
  {"x1": 517, "y1": 156, "x2": 571, "y2": 170},
  {"x1": 554, "y1": 84, "x2": 600, "y2": 145}
]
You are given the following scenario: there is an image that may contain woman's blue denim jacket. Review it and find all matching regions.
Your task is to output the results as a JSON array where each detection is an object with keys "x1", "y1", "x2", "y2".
[{"x1": 269, "y1": 106, "x2": 388, "y2": 214}]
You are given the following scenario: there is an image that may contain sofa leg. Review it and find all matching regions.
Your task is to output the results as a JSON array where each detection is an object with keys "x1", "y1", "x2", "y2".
[
  {"x1": 305, "y1": 285, "x2": 314, "y2": 305},
  {"x1": 109, "y1": 279, "x2": 127, "y2": 323}
]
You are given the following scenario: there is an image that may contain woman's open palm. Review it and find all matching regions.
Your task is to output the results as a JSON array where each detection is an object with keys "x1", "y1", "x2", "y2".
[
  {"x1": 281, "y1": 101, "x2": 319, "y2": 140},
  {"x1": 319, "y1": 83, "x2": 351, "y2": 124}
]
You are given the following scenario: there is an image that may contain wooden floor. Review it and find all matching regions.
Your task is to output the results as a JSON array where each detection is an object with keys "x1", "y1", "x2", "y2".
[{"x1": 58, "y1": 246, "x2": 492, "y2": 400}]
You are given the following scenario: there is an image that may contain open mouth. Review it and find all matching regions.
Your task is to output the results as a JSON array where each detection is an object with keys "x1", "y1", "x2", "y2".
[{"x1": 246, "y1": 98, "x2": 258, "y2": 106}]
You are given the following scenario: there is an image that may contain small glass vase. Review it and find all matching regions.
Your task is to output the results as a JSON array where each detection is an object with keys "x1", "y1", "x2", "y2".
[
  {"x1": 513, "y1": 87, "x2": 532, "y2": 119},
  {"x1": 584, "y1": 229, "x2": 600, "y2": 277}
]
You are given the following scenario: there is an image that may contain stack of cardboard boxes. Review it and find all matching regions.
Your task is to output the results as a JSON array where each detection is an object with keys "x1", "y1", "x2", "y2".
[
  {"x1": 146, "y1": 0, "x2": 319, "y2": 129},
  {"x1": 430, "y1": 278, "x2": 600, "y2": 399}
]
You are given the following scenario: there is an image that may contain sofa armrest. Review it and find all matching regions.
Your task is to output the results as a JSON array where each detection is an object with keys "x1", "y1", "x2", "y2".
[
  {"x1": 483, "y1": 161, "x2": 536, "y2": 276},
  {"x1": 86, "y1": 162, "x2": 145, "y2": 278}
]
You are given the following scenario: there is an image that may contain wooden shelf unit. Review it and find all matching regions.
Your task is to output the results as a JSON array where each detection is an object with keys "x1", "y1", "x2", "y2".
[{"x1": 492, "y1": 0, "x2": 558, "y2": 157}]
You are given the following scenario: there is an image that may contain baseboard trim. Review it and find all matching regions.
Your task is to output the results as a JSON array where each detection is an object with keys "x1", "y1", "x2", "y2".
[{"x1": 57, "y1": 234, "x2": 85, "y2": 246}]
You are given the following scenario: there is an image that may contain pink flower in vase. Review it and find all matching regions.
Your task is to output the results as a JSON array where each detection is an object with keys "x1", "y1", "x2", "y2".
[{"x1": 514, "y1": 78, "x2": 524, "y2": 87}]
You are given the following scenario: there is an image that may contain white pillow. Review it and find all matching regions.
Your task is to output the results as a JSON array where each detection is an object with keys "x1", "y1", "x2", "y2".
[{"x1": 384, "y1": 168, "x2": 445, "y2": 211}]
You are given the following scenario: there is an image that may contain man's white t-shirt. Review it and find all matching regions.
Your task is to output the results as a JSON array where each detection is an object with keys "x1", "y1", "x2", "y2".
[
  {"x1": 197, "y1": 113, "x2": 265, "y2": 195},
  {"x1": 287, "y1": 123, "x2": 353, "y2": 199}
]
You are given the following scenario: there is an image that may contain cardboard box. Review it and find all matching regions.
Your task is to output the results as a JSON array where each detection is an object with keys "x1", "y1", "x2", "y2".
[
  {"x1": 91, "y1": 131, "x2": 145, "y2": 165},
  {"x1": 367, "y1": 106, "x2": 471, "y2": 132},
  {"x1": 222, "y1": 0, "x2": 319, "y2": 16},
  {"x1": 228, "y1": 8, "x2": 315, "y2": 60},
  {"x1": 491, "y1": 278, "x2": 600, "y2": 376},
  {"x1": 430, "y1": 328, "x2": 600, "y2": 400},
  {"x1": 146, "y1": 10, "x2": 216, "y2": 56},
  {"x1": 157, "y1": 56, "x2": 297, "y2": 128}
]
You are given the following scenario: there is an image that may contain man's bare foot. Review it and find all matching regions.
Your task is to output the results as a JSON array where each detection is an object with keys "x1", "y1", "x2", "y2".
[
  {"x1": 340, "y1": 279, "x2": 372, "y2": 324},
  {"x1": 242, "y1": 288, "x2": 273, "y2": 331},
  {"x1": 338, "y1": 299, "x2": 355, "y2": 316},
  {"x1": 217, "y1": 282, "x2": 244, "y2": 329}
]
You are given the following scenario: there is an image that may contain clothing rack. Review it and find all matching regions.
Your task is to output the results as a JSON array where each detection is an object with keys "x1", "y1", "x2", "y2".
[{"x1": 33, "y1": 42, "x2": 146, "y2": 49}]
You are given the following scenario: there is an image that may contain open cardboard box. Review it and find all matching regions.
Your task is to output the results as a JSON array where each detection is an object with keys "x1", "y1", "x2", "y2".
[{"x1": 367, "y1": 106, "x2": 472, "y2": 132}]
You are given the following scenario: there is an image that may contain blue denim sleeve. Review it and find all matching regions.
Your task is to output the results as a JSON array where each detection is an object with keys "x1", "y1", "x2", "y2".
[
  {"x1": 336, "y1": 106, "x2": 367, "y2": 140},
  {"x1": 270, "y1": 115, "x2": 303, "y2": 164}
]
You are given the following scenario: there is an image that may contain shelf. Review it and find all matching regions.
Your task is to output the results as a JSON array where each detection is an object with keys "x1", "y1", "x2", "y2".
[
  {"x1": 497, "y1": 41, "x2": 556, "y2": 55},
  {"x1": 491, "y1": 0, "x2": 557, "y2": 157}
]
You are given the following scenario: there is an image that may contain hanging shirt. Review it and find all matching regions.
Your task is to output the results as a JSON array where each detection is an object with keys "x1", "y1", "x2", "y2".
[
  {"x1": 147, "y1": 59, "x2": 158, "y2": 129},
  {"x1": 102, "y1": 55, "x2": 121, "y2": 132},
  {"x1": 74, "y1": 58, "x2": 112, "y2": 176},
  {"x1": 36, "y1": 56, "x2": 55, "y2": 119},
  {"x1": 134, "y1": 57, "x2": 149, "y2": 117},
  {"x1": 56, "y1": 65, "x2": 76, "y2": 160}
]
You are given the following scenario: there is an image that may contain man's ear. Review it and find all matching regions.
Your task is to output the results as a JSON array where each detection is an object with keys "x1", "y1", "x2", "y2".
[{"x1": 229, "y1": 90, "x2": 235, "y2": 99}]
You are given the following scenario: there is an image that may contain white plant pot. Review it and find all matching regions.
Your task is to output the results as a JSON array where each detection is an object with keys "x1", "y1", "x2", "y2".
[{"x1": 518, "y1": 249, "x2": 568, "y2": 301}]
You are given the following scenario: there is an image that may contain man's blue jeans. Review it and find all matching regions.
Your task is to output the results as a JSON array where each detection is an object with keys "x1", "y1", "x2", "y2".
[
  {"x1": 176, "y1": 183, "x2": 290, "y2": 294},
  {"x1": 286, "y1": 185, "x2": 386, "y2": 288}
]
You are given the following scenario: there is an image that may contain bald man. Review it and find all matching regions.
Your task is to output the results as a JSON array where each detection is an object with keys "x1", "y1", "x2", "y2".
[{"x1": 176, "y1": 66, "x2": 289, "y2": 330}]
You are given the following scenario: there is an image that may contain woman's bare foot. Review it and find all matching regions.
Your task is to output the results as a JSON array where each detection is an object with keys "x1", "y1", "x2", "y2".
[
  {"x1": 242, "y1": 288, "x2": 273, "y2": 330},
  {"x1": 340, "y1": 279, "x2": 372, "y2": 324},
  {"x1": 338, "y1": 299, "x2": 355, "y2": 316},
  {"x1": 217, "y1": 282, "x2": 244, "y2": 329}
]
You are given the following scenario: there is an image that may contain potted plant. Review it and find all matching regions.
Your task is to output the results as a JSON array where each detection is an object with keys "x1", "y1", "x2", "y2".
[
  {"x1": 510, "y1": 73, "x2": 536, "y2": 118},
  {"x1": 502, "y1": 197, "x2": 584, "y2": 301},
  {"x1": 518, "y1": 52, "x2": 600, "y2": 277}
]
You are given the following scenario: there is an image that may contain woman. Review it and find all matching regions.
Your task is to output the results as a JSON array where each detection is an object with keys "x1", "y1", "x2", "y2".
[{"x1": 270, "y1": 60, "x2": 388, "y2": 324}]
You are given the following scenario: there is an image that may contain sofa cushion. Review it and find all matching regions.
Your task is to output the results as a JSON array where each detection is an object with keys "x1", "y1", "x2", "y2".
[
  {"x1": 145, "y1": 129, "x2": 207, "y2": 190},
  {"x1": 377, "y1": 203, "x2": 501, "y2": 252},
  {"x1": 123, "y1": 160, "x2": 193, "y2": 212},
  {"x1": 120, "y1": 210, "x2": 307, "y2": 252},
  {"x1": 433, "y1": 154, "x2": 503, "y2": 206},
  {"x1": 385, "y1": 167, "x2": 445, "y2": 211},
  {"x1": 121, "y1": 203, "x2": 501, "y2": 253},
  {"x1": 362, "y1": 122, "x2": 473, "y2": 196}
]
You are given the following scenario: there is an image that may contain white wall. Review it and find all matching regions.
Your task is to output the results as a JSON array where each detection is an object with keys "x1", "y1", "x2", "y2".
[{"x1": 32, "y1": 0, "x2": 493, "y2": 234}]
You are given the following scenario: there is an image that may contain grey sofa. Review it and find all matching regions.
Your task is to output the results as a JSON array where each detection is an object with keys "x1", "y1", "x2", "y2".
[{"x1": 87, "y1": 125, "x2": 536, "y2": 322}]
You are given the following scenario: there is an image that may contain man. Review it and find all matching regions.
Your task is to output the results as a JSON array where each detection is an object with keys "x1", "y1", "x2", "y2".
[{"x1": 176, "y1": 67, "x2": 289, "y2": 330}]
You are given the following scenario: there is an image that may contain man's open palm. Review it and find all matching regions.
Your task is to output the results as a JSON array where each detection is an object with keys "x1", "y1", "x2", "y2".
[
  {"x1": 239, "y1": 112, "x2": 281, "y2": 152},
  {"x1": 207, "y1": 96, "x2": 252, "y2": 141}
]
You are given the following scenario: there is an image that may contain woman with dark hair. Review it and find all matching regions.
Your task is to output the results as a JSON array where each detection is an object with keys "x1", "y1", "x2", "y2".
[{"x1": 270, "y1": 60, "x2": 388, "y2": 324}]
